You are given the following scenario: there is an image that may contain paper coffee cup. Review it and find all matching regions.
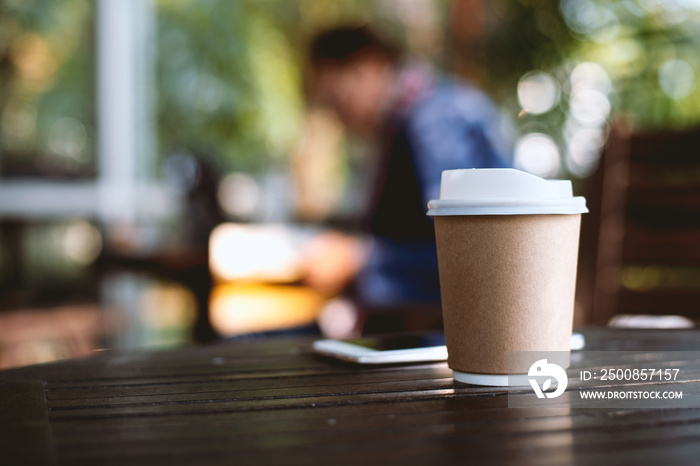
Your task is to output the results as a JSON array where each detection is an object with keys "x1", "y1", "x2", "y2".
[{"x1": 427, "y1": 169, "x2": 587, "y2": 386}]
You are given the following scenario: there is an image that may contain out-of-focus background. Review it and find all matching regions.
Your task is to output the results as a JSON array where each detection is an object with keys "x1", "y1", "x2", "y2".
[{"x1": 2, "y1": 0, "x2": 700, "y2": 369}]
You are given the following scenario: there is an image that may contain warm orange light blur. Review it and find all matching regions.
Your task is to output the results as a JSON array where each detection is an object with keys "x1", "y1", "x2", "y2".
[{"x1": 209, "y1": 283, "x2": 324, "y2": 336}]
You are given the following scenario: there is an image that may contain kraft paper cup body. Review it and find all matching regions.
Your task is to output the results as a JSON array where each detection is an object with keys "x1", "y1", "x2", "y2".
[{"x1": 427, "y1": 169, "x2": 588, "y2": 384}]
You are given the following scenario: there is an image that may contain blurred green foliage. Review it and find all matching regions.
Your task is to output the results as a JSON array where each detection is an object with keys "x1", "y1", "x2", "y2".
[
  {"x1": 156, "y1": 0, "x2": 301, "y2": 171},
  {"x1": 480, "y1": 0, "x2": 578, "y2": 101},
  {"x1": 0, "y1": 0, "x2": 93, "y2": 177},
  {"x1": 2, "y1": 0, "x2": 700, "y2": 176},
  {"x1": 566, "y1": 0, "x2": 700, "y2": 129},
  {"x1": 155, "y1": 0, "x2": 391, "y2": 172},
  {"x1": 483, "y1": 0, "x2": 700, "y2": 130}
]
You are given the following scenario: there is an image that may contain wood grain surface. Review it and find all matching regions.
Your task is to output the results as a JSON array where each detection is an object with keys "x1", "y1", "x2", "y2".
[{"x1": 2, "y1": 328, "x2": 700, "y2": 465}]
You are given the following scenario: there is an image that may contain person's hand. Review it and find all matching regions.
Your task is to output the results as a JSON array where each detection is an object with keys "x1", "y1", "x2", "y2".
[{"x1": 302, "y1": 232, "x2": 365, "y2": 296}]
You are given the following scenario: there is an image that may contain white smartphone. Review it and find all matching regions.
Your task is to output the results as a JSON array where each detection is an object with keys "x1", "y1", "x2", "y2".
[
  {"x1": 313, "y1": 332, "x2": 586, "y2": 365},
  {"x1": 313, "y1": 333, "x2": 448, "y2": 364}
]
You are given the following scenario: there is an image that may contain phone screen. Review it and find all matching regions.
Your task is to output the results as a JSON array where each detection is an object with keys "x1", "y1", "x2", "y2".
[{"x1": 344, "y1": 333, "x2": 446, "y2": 351}]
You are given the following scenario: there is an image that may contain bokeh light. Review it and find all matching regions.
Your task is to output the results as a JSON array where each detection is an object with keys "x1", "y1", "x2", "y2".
[
  {"x1": 217, "y1": 173, "x2": 260, "y2": 218},
  {"x1": 658, "y1": 59, "x2": 695, "y2": 100},
  {"x1": 569, "y1": 89, "x2": 611, "y2": 125},
  {"x1": 560, "y1": 0, "x2": 620, "y2": 42},
  {"x1": 317, "y1": 298, "x2": 359, "y2": 339},
  {"x1": 517, "y1": 71, "x2": 560, "y2": 115},
  {"x1": 209, "y1": 223, "x2": 303, "y2": 283},
  {"x1": 47, "y1": 117, "x2": 88, "y2": 162},
  {"x1": 514, "y1": 133, "x2": 560, "y2": 178},
  {"x1": 565, "y1": 127, "x2": 606, "y2": 177},
  {"x1": 63, "y1": 221, "x2": 102, "y2": 265},
  {"x1": 570, "y1": 62, "x2": 612, "y2": 96}
]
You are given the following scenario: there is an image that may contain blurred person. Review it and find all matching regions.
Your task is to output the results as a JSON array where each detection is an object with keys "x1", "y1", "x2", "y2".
[{"x1": 303, "y1": 25, "x2": 512, "y2": 317}]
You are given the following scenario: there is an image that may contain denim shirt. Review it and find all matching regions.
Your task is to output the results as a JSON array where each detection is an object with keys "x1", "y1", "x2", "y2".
[{"x1": 357, "y1": 65, "x2": 513, "y2": 308}]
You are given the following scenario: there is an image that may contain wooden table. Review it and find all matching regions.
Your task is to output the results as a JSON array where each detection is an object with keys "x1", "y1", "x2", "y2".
[{"x1": 2, "y1": 328, "x2": 700, "y2": 465}]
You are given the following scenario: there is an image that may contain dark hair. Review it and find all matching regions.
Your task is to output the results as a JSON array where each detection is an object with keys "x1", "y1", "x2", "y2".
[{"x1": 308, "y1": 25, "x2": 401, "y2": 67}]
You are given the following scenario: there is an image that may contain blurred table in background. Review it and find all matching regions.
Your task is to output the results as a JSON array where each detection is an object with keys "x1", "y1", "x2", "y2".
[
  {"x1": 3, "y1": 328, "x2": 700, "y2": 465},
  {"x1": 0, "y1": 304, "x2": 101, "y2": 369}
]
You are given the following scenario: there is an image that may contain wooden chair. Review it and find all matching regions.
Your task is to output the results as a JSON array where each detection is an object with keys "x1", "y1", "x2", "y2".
[{"x1": 580, "y1": 123, "x2": 700, "y2": 324}]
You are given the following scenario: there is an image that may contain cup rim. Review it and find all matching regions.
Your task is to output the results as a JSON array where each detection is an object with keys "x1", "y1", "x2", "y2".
[{"x1": 427, "y1": 197, "x2": 588, "y2": 216}]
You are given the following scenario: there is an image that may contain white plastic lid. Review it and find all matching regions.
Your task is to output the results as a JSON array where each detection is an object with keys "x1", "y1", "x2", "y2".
[{"x1": 427, "y1": 169, "x2": 588, "y2": 216}]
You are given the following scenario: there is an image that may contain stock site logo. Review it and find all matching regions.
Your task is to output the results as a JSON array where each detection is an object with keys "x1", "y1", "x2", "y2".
[{"x1": 528, "y1": 359, "x2": 568, "y2": 399}]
